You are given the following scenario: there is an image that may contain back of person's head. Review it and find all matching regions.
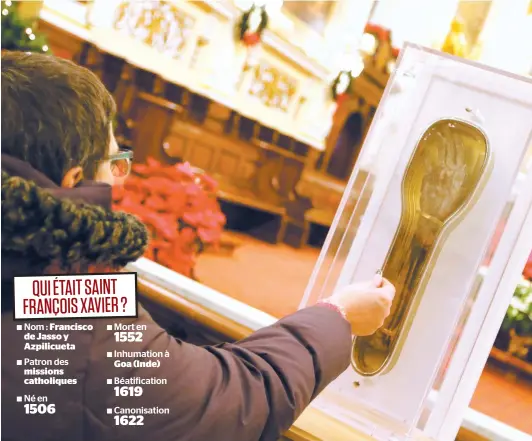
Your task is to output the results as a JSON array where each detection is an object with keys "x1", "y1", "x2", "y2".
[
  {"x1": 1, "y1": 51, "x2": 147, "y2": 290},
  {"x1": 1, "y1": 51, "x2": 116, "y2": 185}
]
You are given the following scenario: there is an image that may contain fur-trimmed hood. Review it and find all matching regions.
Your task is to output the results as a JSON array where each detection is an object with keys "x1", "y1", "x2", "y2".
[{"x1": 1, "y1": 154, "x2": 148, "y2": 289}]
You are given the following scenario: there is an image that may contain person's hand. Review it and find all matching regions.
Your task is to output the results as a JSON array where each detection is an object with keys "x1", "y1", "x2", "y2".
[{"x1": 328, "y1": 274, "x2": 395, "y2": 336}]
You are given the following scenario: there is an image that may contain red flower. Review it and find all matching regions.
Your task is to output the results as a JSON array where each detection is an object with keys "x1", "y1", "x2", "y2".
[
  {"x1": 142, "y1": 177, "x2": 172, "y2": 196},
  {"x1": 115, "y1": 157, "x2": 226, "y2": 277},
  {"x1": 115, "y1": 195, "x2": 144, "y2": 214},
  {"x1": 166, "y1": 192, "x2": 187, "y2": 216},
  {"x1": 144, "y1": 213, "x2": 178, "y2": 241},
  {"x1": 179, "y1": 227, "x2": 197, "y2": 246},
  {"x1": 124, "y1": 175, "x2": 148, "y2": 194},
  {"x1": 145, "y1": 195, "x2": 168, "y2": 212},
  {"x1": 133, "y1": 159, "x2": 157, "y2": 177},
  {"x1": 152, "y1": 240, "x2": 171, "y2": 250},
  {"x1": 198, "y1": 174, "x2": 218, "y2": 192},
  {"x1": 175, "y1": 161, "x2": 196, "y2": 178},
  {"x1": 197, "y1": 227, "x2": 221, "y2": 244}
]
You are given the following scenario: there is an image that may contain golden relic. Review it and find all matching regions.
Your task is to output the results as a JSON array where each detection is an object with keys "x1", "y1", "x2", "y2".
[
  {"x1": 352, "y1": 119, "x2": 491, "y2": 377},
  {"x1": 299, "y1": 43, "x2": 532, "y2": 440}
]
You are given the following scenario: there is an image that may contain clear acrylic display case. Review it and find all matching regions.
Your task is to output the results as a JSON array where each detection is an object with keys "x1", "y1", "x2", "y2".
[{"x1": 300, "y1": 44, "x2": 532, "y2": 441}]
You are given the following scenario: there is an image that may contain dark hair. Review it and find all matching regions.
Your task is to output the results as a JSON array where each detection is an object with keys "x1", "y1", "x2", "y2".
[{"x1": 1, "y1": 51, "x2": 116, "y2": 184}]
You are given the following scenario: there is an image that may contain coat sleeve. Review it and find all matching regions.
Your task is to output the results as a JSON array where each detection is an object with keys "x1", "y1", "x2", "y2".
[{"x1": 85, "y1": 305, "x2": 352, "y2": 441}]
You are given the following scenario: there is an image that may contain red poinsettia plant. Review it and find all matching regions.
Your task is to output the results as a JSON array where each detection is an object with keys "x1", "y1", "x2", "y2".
[{"x1": 112, "y1": 158, "x2": 226, "y2": 278}]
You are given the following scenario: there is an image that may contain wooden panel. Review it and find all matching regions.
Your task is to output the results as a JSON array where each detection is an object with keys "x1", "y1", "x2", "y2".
[
  {"x1": 162, "y1": 134, "x2": 188, "y2": 160},
  {"x1": 295, "y1": 170, "x2": 347, "y2": 229},
  {"x1": 207, "y1": 102, "x2": 231, "y2": 121},
  {"x1": 214, "y1": 151, "x2": 240, "y2": 177},
  {"x1": 167, "y1": 117, "x2": 263, "y2": 189},
  {"x1": 113, "y1": 64, "x2": 136, "y2": 116},
  {"x1": 239, "y1": 158, "x2": 259, "y2": 182},
  {"x1": 189, "y1": 142, "x2": 215, "y2": 171},
  {"x1": 100, "y1": 54, "x2": 125, "y2": 94},
  {"x1": 278, "y1": 158, "x2": 304, "y2": 198},
  {"x1": 255, "y1": 150, "x2": 284, "y2": 205},
  {"x1": 204, "y1": 102, "x2": 231, "y2": 133},
  {"x1": 39, "y1": 20, "x2": 84, "y2": 60},
  {"x1": 130, "y1": 99, "x2": 175, "y2": 163}
]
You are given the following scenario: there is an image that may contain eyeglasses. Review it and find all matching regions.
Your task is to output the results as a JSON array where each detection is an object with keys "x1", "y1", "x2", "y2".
[{"x1": 109, "y1": 149, "x2": 133, "y2": 179}]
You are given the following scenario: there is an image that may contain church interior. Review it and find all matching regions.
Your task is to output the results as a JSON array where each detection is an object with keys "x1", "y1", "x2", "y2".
[{"x1": 3, "y1": 0, "x2": 532, "y2": 439}]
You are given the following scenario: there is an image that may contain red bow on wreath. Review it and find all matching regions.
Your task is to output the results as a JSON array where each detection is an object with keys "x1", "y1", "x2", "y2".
[
  {"x1": 335, "y1": 93, "x2": 349, "y2": 112},
  {"x1": 243, "y1": 32, "x2": 261, "y2": 47}
]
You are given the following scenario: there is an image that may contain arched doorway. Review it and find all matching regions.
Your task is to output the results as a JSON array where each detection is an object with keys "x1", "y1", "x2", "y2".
[{"x1": 326, "y1": 112, "x2": 365, "y2": 180}]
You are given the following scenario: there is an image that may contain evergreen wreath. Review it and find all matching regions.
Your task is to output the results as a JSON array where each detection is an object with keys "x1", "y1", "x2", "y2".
[
  {"x1": 237, "y1": 4, "x2": 268, "y2": 47},
  {"x1": 331, "y1": 70, "x2": 353, "y2": 101}
]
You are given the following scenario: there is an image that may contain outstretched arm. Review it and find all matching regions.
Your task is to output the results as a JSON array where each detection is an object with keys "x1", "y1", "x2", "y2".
[{"x1": 86, "y1": 305, "x2": 351, "y2": 441}]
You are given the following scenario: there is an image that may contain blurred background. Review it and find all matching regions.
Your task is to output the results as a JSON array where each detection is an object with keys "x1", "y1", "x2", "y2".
[{"x1": 2, "y1": 0, "x2": 531, "y2": 438}]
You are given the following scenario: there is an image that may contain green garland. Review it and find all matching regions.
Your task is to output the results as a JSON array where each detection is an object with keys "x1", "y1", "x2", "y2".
[
  {"x1": 1, "y1": 0, "x2": 51, "y2": 53},
  {"x1": 237, "y1": 5, "x2": 268, "y2": 46},
  {"x1": 331, "y1": 70, "x2": 353, "y2": 101}
]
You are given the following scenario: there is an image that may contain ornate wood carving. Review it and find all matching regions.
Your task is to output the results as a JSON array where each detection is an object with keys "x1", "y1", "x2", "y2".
[
  {"x1": 114, "y1": 1, "x2": 194, "y2": 58},
  {"x1": 249, "y1": 61, "x2": 297, "y2": 112}
]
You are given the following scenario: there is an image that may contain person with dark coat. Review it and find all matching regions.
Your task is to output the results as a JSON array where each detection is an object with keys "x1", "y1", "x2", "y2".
[{"x1": 1, "y1": 51, "x2": 395, "y2": 441}]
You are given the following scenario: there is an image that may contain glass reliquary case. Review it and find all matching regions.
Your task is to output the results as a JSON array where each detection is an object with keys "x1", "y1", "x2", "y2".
[{"x1": 300, "y1": 44, "x2": 532, "y2": 441}]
